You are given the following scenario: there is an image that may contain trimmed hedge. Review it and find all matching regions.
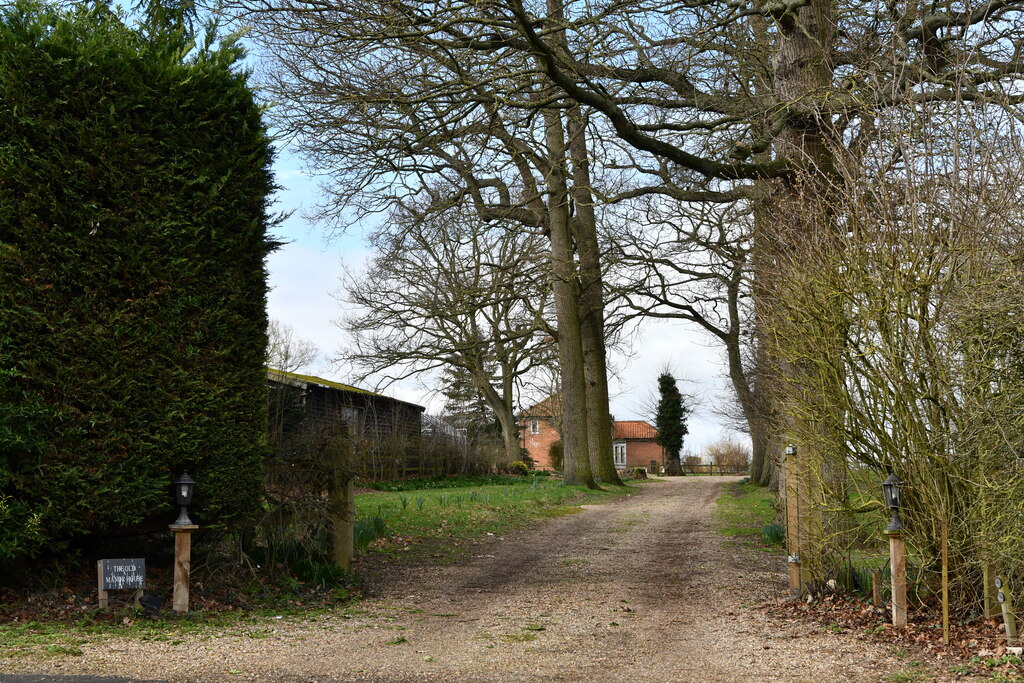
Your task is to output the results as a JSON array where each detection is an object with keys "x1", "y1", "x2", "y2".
[{"x1": 0, "y1": 2, "x2": 275, "y2": 561}]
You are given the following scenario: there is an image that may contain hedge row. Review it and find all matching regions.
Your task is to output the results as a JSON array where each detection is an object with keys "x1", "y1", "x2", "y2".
[{"x1": 0, "y1": 2, "x2": 275, "y2": 561}]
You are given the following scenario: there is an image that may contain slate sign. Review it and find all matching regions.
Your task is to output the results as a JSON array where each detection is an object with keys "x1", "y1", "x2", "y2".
[{"x1": 101, "y1": 558, "x2": 145, "y2": 590}]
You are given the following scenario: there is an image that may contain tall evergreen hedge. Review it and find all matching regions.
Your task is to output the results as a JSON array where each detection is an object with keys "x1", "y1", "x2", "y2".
[{"x1": 0, "y1": 2, "x2": 275, "y2": 561}]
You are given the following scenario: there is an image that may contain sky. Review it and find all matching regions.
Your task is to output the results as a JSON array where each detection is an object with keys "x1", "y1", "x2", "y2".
[
  {"x1": 264, "y1": 149, "x2": 747, "y2": 457},
  {"x1": 100, "y1": 0, "x2": 746, "y2": 454}
]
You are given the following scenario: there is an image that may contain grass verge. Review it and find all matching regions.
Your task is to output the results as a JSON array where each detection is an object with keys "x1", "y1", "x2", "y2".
[
  {"x1": 356, "y1": 478, "x2": 636, "y2": 564},
  {"x1": 0, "y1": 478, "x2": 636, "y2": 656},
  {"x1": 713, "y1": 480, "x2": 779, "y2": 545},
  {"x1": 0, "y1": 606, "x2": 336, "y2": 659}
]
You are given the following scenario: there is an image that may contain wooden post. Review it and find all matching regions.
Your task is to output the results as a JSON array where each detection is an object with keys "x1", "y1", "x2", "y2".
[
  {"x1": 785, "y1": 453, "x2": 801, "y2": 593},
  {"x1": 941, "y1": 518, "x2": 949, "y2": 644},
  {"x1": 787, "y1": 556, "x2": 802, "y2": 592},
  {"x1": 331, "y1": 476, "x2": 354, "y2": 571},
  {"x1": 997, "y1": 577, "x2": 1018, "y2": 645},
  {"x1": 97, "y1": 560, "x2": 109, "y2": 610},
  {"x1": 888, "y1": 532, "x2": 908, "y2": 627},
  {"x1": 170, "y1": 524, "x2": 198, "y2": 613},
  {"x1": 872, "y1": 569, "x2": 882, "y2": 608},
  {"x1": 784, "y1": 458, "x2": 817, "y2": 591},
  {"x1": 984, "y1": 565, "x2": 1000, "y2": 619},
  {"x1": 330, "y1": 429, "x2": 355, "y2": 571}
]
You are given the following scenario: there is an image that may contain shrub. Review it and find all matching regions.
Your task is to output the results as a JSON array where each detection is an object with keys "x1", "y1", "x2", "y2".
[
  {"x1": 0, "y1": 3, "x2": 275, "y2": 562},
  {"x1": 705, "y1": 438, "x2": 752, "y2": 471},
  {"x1": 509, "y1": 461, "x2": 531, "y2": 476},
  {"x1": 354, "y1": 515, "x2": 387, "y2": 551},
  {"x1": 761, "y1": 523, "x2": 785, "y2": 545},
  {"x1": 547, "y1": 440, "x2": 564, "y2": 472}
]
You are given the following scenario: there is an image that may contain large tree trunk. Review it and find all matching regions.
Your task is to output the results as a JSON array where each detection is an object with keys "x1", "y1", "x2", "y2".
[
  {"x1": 543, "y1": 106, "x2": 598, "y2": 489},
  {"x1": 567, "y1": 104, "x2": 623, "y2": 485},
  {"x1": 767, "y1": 0, "x2": 844, "y2": 590},
  {"x1": 476, "y1": 379, "x2": 522, "y2": 465}
]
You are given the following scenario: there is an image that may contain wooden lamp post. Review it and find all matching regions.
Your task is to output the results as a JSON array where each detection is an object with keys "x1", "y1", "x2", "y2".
[
  {"x1": 882, "y1": 473, "x2": 907, "y2": 627},
  {"x1": 170, "y1": 472, "x2": 198, "y2": 613}
]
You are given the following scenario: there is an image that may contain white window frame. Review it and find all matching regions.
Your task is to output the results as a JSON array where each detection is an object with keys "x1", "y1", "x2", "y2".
[
  {"x1": 530, "y1": 418, "x2": 540, "y2": 435},
  {"x1": 613, "y1": 441, "x2": 627, "y2": 467}
]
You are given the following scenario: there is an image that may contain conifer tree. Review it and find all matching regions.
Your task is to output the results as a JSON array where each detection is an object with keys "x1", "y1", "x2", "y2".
[{"x1": 654, "y1": 373, "x2": 690, "y2": 476}]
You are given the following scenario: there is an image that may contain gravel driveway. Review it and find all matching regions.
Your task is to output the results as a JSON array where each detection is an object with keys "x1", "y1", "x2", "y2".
[{"x1": 1, "y1": 477, "x2": 961, "y2": 681}]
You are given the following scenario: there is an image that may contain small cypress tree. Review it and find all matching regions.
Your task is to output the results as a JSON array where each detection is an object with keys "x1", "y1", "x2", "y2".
[{"x1": 654, "y1": 373, "x2": 690, "y2": 476}]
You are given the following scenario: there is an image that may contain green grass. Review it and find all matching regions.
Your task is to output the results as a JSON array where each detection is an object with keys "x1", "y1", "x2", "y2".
[
  {"x1": 358, "y1": 474, "x2": 548, "y2": 492},
  {"x1": 355, "y1": 479, "x2": 635, "y2": 563},
  {"x1": 714, "y1": 481, "x2": 778, "y2": 540},
  {"x1": 881, "y1": 670, "x2": 926, "y2": 683},
  {"x1": 0, "y1": 622, "x2": 90, "y2": 658},
  {"x1": 0, "y1": 479, "x2": 633, "y2": 654}
]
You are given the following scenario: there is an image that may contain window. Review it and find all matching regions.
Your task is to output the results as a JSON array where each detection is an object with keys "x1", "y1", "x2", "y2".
[
  {"x1": 613, "y1": 442, "x2": 626, "y2": 467},
  {"x1": 530, "y1": 418, "x2": 539, "y2": 435}
]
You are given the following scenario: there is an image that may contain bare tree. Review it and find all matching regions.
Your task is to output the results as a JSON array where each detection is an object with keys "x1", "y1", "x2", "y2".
[
  {"x1": 235, "y1": 0, "x2": 1024, "y2": 585},
  {"x1": 607, "y1": 200, "x2": 779, "y2": 487},
  {"x1": 706, "y1": 438, "x2": 751, "y2": 472},
  {"x1": 233, "y1": 2, "x2": 631, "y2": 485},
  {"x1": 267, "y1": 319, "x2": 319, "y2": 374},
  {"x1": 341, "y1": 205, "x2": 553, "y2": 465}
]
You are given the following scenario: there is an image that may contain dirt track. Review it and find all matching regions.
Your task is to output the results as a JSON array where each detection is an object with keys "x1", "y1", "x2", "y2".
[{"x1": 1, "y1": 477, "x2": 957, "y2": 681}]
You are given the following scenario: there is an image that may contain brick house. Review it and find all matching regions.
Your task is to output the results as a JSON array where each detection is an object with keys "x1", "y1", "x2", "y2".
[
  {"x1": 612, "y1": 420, "x2": 666, "y2": 473},
  {"x1": 518, "y1": 396, "x2": 665, "y2": 472},
  {"x1": 519, "y1": 395, "x2": 562, "y2": 470}
]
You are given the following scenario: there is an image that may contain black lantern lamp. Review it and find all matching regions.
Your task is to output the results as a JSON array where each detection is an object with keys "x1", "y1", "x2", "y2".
[
  {"x1": 882, "y1": 472, "x2": 903, "y2": 533},
  {"x1": 173, "y1": 471, "x2": 196, "y2": 526}
]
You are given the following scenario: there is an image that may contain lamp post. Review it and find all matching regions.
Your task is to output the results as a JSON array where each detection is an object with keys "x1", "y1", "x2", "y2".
[
  {"x1": 170, "y1": 472, "x2": 198, "y2": 613},
  {"x1": 173, "y1": 471, "x2": 196, "y2": 526},
  {"x1": 882, "y1": 473, "x2": 907, "y2": 626}
]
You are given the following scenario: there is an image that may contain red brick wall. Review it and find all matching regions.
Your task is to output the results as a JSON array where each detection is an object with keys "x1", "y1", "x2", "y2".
[
  {"x1": 520, "y1": 418, "x2": 559, "y2": 470},
  {"x1": 626, "y1": 440, "x2": 665, "y2": 471},
  {"x1": 519, "y1": 420, "x2": 663, "y2": 472}
]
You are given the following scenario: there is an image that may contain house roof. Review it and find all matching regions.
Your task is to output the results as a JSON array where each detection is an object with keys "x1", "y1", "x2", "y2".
[
  {"x1": 266, "y1": 368, "x2": 426, "y2": 411},
  {"x1": 520, "y1": 396, "x2": 658, "y2": 440},
  {"x1": 519, "y1": 394, "x2": 561, "y2": 419},
  {"x1": 613, "y1": 420, "x2": 658, "y2": 440}
]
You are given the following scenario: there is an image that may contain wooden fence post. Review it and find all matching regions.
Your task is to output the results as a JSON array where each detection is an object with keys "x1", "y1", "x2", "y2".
[
  {"x1": 331, "y1": 476, "x2": 354, "y2": 571},
  {"x1": 984, "y1": 565, "x2": 1001, "y2": 619},
  {"x1": 997, "y1": 577, "x2": 1018, "y2": 645},
  {"x1": 889, "y1": 531, "x2": 908, "y2": 627},
  {"x1": 97, "y1": 560, "x2": 109, "y2": 610},
  {"x1": 330, "y1": 430, "x2": 355, "y2": 571},
  {"x1": 170, "y1": 525, "x2": 198, "y2": 612}
]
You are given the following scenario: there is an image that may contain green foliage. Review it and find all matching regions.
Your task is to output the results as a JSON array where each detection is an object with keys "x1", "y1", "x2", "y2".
[
  {"x1": 354, "y1": 515, "x2": 387, "y2": 550},
  {"x1": 0, "y1": 2, "x2": 275, "y2": 562},
  {"x1": 760, "y1": 523, "x2": 785, "y2": 545},
  {"x1": 360, "y1": 474, "x2": 535, "y2": 492},
  {"x1": 547, "y1": 440, "x2": 563, "y2": 472},
  {"x1": 654, "y1": 373, "x2": 689, "y2": 459},
  {"x1": 438, "y1": 366, "x2": 499, "y2": 442},
  {"x1": 715, "y1": 481, "x2": 777, "y2": 538},
  {"x1": 509, "y1": 461, "x2": 531, "y2": 476}
]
